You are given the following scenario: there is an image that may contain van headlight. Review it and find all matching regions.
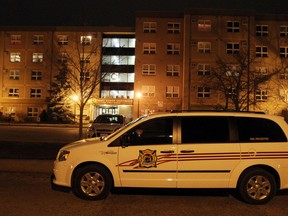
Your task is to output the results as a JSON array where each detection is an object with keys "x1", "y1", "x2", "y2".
[{"x1": 58, "y1": 150, "x2": 70, "y2": 161}]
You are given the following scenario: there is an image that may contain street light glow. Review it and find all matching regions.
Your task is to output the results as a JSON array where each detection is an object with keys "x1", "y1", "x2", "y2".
[
  {"x1": 136, "y1": 92, "x2": 142, "y2": 99},
  {"x1": 72, "y1": 95, "x2": 79, "y2": 101}
]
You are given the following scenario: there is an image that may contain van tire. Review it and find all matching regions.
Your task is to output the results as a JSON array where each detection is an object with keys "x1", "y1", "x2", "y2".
[
  {"x1": 72, "y1": 165, "x2": 112, "y2": 200},
  {"x1": 238, "y1": 168, "x2": 276, "y2": 205}
]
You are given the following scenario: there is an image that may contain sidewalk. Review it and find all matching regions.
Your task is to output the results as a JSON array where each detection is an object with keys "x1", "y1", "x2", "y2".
[{"x1": 0, "y1": 159, "x2": 53, "y2": 174}]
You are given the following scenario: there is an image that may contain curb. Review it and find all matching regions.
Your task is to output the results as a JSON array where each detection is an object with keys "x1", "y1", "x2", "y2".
[{"x1": 0, "y1": 159, "x2": 53, "y2": 174}]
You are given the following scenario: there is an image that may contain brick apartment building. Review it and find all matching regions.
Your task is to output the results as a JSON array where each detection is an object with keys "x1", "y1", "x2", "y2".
[{"x1": 1, "y1": 9, "x2": 288, "y2": 122}]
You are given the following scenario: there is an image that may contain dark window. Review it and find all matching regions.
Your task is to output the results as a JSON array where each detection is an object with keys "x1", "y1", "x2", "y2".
[
  {"x1": 181, "y1": 117, "x2": 230, "y2": 143},
  {"x1": 125, "y1": 117, "x2": 173, "y2": 145},
  {"x1": 236, "y1": 117, "x2": 287, "y2": 142}
]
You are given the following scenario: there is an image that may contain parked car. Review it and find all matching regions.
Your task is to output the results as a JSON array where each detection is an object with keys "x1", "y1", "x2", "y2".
[
  {"x1": 52, "y1": 111, "x2": 288, "y2": 204},
  {"x1": 86, "y1": 114, "x2": 125, "y2": 138}
]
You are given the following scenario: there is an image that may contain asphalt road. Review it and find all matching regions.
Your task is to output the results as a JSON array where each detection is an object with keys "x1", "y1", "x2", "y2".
[{"x1": 0, "y1": 125, "x2": 80, "y2": 159}]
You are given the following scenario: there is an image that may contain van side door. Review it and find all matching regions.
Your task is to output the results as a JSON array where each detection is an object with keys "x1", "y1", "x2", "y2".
[{"x1": 177, "y1": 116, "x2": 241, "y2": 188}]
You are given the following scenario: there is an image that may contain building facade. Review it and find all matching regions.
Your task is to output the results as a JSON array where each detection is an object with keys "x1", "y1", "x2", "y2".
[{"x1": 1, "y1": 9, "x2": 288, "y2": 123}]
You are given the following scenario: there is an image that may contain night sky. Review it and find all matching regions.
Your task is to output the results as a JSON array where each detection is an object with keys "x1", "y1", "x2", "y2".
[{"x1": 1, "y1": 0, "x2": 288, "y2": 26}]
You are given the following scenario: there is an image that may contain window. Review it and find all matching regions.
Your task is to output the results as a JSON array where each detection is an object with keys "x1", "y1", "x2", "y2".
[
  {"x1": 10, "y1": 52, "x2": 21, "y2": 62},
  {"x1": 197, "y1": 64, "x2": 210, "y2": 76},
  {"x1": 142, "y1": 64, "x2": 156, "y2": 75},
  {"x1": 236, "y1": 117, "x2": 287, "y2": 142},
  {"x1": 226, "y1": 42, "x2": 240, "y2": 54},
  {"x1": 167, "y1": 22, "x2": 180, "y2": 33},
  {"x1": 58, "y1": 52, "x2": 68, "y2": 63},
  {"x1": 101, "y1": 90, "x2": 134, "y2": 99},
  {"x1": 280, "y1": 25, "x2": 288, "y2": 37},
  {"x1": 80, "y1": 53, "x2": 90, "y2": 64},
  {"x1": 27, "y1": 107, "x2": 38, "y2": 117},
  {"x1": 102, "y1": 55, "x2": 135, "y2": 65},
  {"x1": 181, "y1": 117, "x2": 229, "y2": 143},
  {"x1": 30, "y1": 88, "x2": 42, "y2": 98},
  {"x1": 31, "y1": 70, "x2": 42, "y2": 80},
  {"x1": 103, "y1": 73, "x2": 134, "y2": 83},
  {"x1": 125, "y1": 117, "x2": 173, "y2": 145},
  {"x1": 280, "y1": 69, "x2": 288, "y2": 79},
  {"x1": 9, "y1": 70, "x2": 20, "y2": 80},
  {"x1": 142, "y1": 85, "x2": 155, "y2": 97},
  {"x1": 57, "y1": 35, "x2": 68, "y2": 45},
  {"x1": 255, "y1": 67, "x2": 269, "y2": 76},
  {"x1": 255, "y1": 89, "x2": 268, "y2": 101},
  {"x1": 198, "y1": 42, "x2": 211, "y2": 53},
  {"x1": 103, "y1": 38, "x2": 136, "y2": 48},
  {"x1": 143, "y1": 43, "x2": 156, "y2": 54},
  {"x1": 10, "y1": 35, "x2": 21, "y2": 45},
  {"x1": 80, "y1": 36, "x2": 92, "y2": 45},
  {"x1": 143, "y1": 22, "x2": 157, "y2": 33},
  {"x1": 256, "y1": 25, "x2": 268, "y2": 36},
  {"x1": 167, "y1": 65, "x2": 180, "y2": 76},
  {"x1": 226, "y1": 65, "x2": 240, "y2": 76},
  {"x1": 280, "y1": 46, "x2": 288, "y2": 58},
  {"x1": 197, "y1": 87, "x2": 210, "y2": 98},
  {"x1": 198, "y1": 20, "x2": 211, "y2": 32},
  {"x1": 226, "y1": 87, "x2": 236, "y2": 98},
  {"x1": 166, "y1": 86, "x2": 179, "y2": 98},
  {"x1": 33, "y1": 35, "x2": 44, "y2": 45},
  {"x1": 8, "y1": 88, "x2": 19, "y2": 97},
  {"x1": 256, "y1": 46, "x2": 268, "y2": 57},
  {"x1": 227, "y1": 21, "x2": 240, "y2": 32},
  {"x1": 80, "y1": 72, "x2": 90, "y2": 81},
  {"x1": 167, "y1": 43, "x2": 180, "y2": 55},
  {"x1": 32, "y1": 53, "x2": 43, "y2": 63}
]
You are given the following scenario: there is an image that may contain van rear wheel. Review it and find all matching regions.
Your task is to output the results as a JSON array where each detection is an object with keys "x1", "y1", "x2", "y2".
[
  {"x1": 238, "y1": 168, "x2": 276, "y2": 204},
  {"x1": 72, "y1": 165, "x2": 112, "y2": 200}
]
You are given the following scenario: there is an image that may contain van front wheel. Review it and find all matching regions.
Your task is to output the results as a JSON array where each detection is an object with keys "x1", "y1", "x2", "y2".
[
  {"x1": 238, "y1": 168, "x2": 276, "y2": 205},
  {"x1": 72, "y1": 165, "x2": 112, "y2": 200}
]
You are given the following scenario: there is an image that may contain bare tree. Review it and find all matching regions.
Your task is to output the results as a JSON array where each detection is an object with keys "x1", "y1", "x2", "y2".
[
  {"x1": 54, "y1": 32, "x2": 103, "y2": 139},
  {"x1": 208, "y1": 49, "x2": 281, "y2": 111}
]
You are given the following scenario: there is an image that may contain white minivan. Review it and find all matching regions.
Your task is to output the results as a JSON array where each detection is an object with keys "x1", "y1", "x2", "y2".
[{"x1": 52, "y1": 111, "x2": 288, "y2": 204}]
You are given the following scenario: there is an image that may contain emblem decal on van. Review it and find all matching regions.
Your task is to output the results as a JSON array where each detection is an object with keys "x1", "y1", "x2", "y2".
[{"x1": 138, "y1": 149, "x2": 157, "y2": 168}]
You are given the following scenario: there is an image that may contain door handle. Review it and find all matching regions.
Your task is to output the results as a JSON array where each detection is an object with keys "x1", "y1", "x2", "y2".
[
  {"x1": 160, "y1": 150, "x2": 174, "y2": 153},
  {"x1": 180, "y1": 150, "x2": 195, "y2": 153}
]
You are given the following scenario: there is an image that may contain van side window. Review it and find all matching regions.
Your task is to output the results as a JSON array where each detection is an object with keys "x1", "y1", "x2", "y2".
[
  {"x1": 236, "y1": 117, "x2": 287, "y2": 142},
  {"x1": 125, "y1": 117, "x2": 173, "y2": 145},
  {"x1": 181, "y1": 117, "x2": 229, "y2": 143}
]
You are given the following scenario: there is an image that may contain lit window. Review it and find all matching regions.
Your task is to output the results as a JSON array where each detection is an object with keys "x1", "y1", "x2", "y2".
[
  {"x1": 10, "y1": 35, "x2": 21, "y2": 45},
  {"x1": 167, "y1": 23, "x2": 180, "y2": 34},
  {"x1": 8, "y1": 88, "x2": 19, "y2": 97},
  {"x1": 255, "y1": 67, "x2": 269, "y2": 76},
  {"x1": 198, "y1": 42, "x2": 211, "y2": 53},
  {"x1": 166, "y1": 86, "x2": 179, "y2": 98},
  {"x1": 80, "y1": 53, "x2": 90, "y2": 64},
  {"x1": 143, "y1": 22, "x2": 157, "y2": 33},
  {"x1": 256, "y1": 46, "x2": 268, "y2": 57},
  {"x1": 227, "y1": 21, "x2": 240, "y2": 32},
  {"x1": 143, "y1": 43, "x2": 156, "y2": 54},
  {"x1": 167, "y1": 65, "x2": 180, "y2": 76},
  {"x1": 31, "y1": 70, "x2": 42, "y2": 80},
  {"x1": 57, "y1": 35, "x2": 68, "y2": 45},
  {"x1": 226, "y1": 65, "x2": 240, "y2": 76},
  {"x1": 103, "y1": 38, "x2": 135, "y2": 48},
  {"x1": 32, "y1": 53, "x2": 43, "y2": 63},
  {"x1": 167, "y1": 43, "x2": 180, "y2": 55},
  {"x1": 198, "y1": 20, "x2": 211, "y2": 32},
  {"x1": 33, "y1": 35, "x2": 44, "y2": 45},
  {"x1": 142, "y1": 64, "x2": 156, "y2": 75},
  {"x1": 10, "y1": 52, "x2": 21, "y2": 62},
  {"x1": 197, "y1": 87, "x2": 210, "y2": 98},
  {"x1": 80, "y1": 36, "x2": 92, "y2": 45},
  {"x1": 102, "y1": 55, "x2": 135, "y2": 65},
  {"x1": 197, "y1": 64, "x2": 211, "y2": 76},
  {"x1": 58, "y1": 52, "x2": 68, "y2": 63},
  {"x1": 30, "y1": 88, "x2": 42, "y2": 98},
  {"x1": 226, "y1": 42, "x2": 240, "y2": 54},
  {"x1": 256, "y1": 25, "x2": 268, "y2": 36},
  {"x1": 142, "y1": 85, "x2": 155, "y2": 97},
  {"x1": 9, "y1": 70, "x2": 20, "y2": 80},
  {"x1": 27, "y1": 107, "x2": 38, "y2": 117},
  {"x1": 280, "y1": 69, "x2": 288, "y2": 80},
  {"x1": 255, "y1": 89, "x2": 268, "y2": 101}
]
